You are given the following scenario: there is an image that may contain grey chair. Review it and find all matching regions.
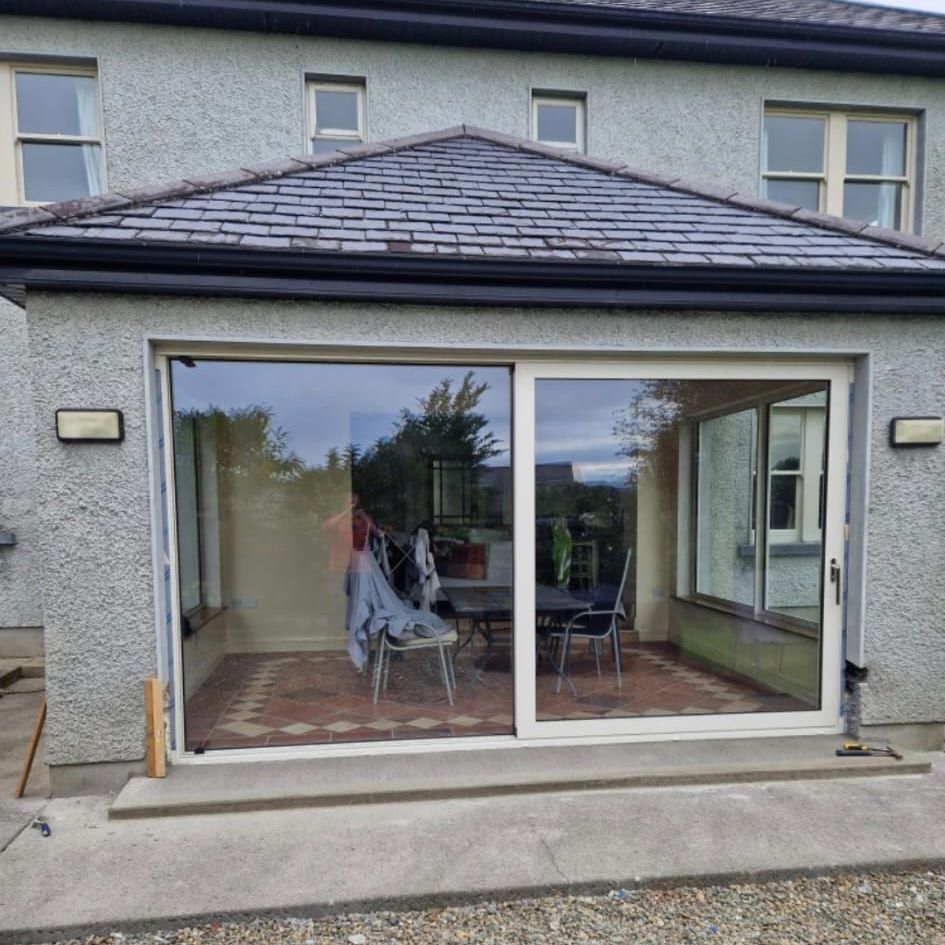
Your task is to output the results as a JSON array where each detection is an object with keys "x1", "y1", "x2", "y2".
[
  {"x1": 549, "y1": 547, "x2": 633, "y2": 693},
  {"x1": 372, "y1": 627, "x2": 459, "y2": 706}
]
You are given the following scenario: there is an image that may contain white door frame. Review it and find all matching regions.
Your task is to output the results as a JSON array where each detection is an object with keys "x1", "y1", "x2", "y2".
[
  {"x1": 513, "y1": 358, "x2": 849, "y2": 740},
  {"x1": 152, "y1": 348, "x2": 850, "y2": 764}
]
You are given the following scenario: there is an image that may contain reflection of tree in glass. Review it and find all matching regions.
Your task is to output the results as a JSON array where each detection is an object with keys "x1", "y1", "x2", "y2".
[
  {"x1": 177, "y1": 372, "x2": 506, "y2": 536},
  {"x1": 612, "y1": 380, "x2": 685, "y2": 482},
  {"x1": 175, "y1": 405, "x2": 304, "y2": 525},
  {"x1": 351, "y1": 371, "x2": 504, "y2": 530}
]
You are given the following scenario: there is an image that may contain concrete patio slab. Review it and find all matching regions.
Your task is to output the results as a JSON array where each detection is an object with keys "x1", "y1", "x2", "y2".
[
  {"x1": 109, "y1": 734, "x2": 928, "y2": 819},
  {"x1": 1, "y1": 757, "x2": 943, "y2": 944}
]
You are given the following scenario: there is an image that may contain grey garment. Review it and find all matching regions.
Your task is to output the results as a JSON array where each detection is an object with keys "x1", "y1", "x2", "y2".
[{"x1": 345, "y1": 548, "x2": 449, "y2": 670}]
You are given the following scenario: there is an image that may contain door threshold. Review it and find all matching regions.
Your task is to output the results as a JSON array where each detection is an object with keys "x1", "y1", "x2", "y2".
[{"x1": 111, "y1": 733, "x2": 928, "y2": 820}]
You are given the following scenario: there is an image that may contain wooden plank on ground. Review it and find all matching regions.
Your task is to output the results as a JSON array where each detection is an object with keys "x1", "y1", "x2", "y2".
[
  {"x1": 14, "y1": 699, "x2": 46, "y2": 799},
  {"x1": 144, "y1": 678, "x2": 166, "y2": 778}
]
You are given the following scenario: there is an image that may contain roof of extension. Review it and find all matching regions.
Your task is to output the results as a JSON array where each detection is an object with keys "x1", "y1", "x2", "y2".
[
  {"x1": 7, "y1": 1, "x2": 945, "y2": 79},
  {"x1": 3, "y1": 126, "x2": 944, "y2": 271},
  {"x1": 522, "y1": 0, "x2": 945, "y2": 34},
  {"x1": 4, "y1": 127, "x2": 945, "y2": 312}
]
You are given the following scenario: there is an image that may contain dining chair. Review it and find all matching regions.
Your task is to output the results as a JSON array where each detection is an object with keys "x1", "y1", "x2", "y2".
[
  {"x1": 372, "y1": 626, "x2": 459, "y2": 706},
  {"x1": 549, "y1": 546, "x2": 633, "y2": 693}
]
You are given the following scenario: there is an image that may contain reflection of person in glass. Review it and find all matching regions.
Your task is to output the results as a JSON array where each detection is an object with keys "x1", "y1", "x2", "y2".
[{"x1": 322, "y1": 492, "x2": 375, "y2": 572}]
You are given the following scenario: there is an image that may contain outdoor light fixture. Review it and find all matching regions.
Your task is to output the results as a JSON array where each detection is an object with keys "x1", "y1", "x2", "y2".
[
  {"x1": 889, "y1": 416, "x2": 944, "y2": 448},
  {"x1": 56, "y1": 409, "x2": 125, "y2": 443}
]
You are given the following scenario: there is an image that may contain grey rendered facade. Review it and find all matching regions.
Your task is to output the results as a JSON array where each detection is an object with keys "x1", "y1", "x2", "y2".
[
  {"x1": 2, "y1": 1, "x2": 945, "y2": 789},
  {"x1": 5, "y1": 10, "x2": 945, "y2": 649},
  {"x1": 23, "y1": 293, "x2": 945, "y2": 782}
]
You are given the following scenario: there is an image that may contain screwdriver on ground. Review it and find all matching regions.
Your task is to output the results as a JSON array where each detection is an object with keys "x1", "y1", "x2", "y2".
[{"x1": 836, "y1": 742, "x2": 903, "y2": 760}]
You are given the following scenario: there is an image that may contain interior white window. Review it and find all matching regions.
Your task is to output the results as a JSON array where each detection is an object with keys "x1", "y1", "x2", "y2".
[
  {"x1": 0, "y1": 64, "x2": 105, "y2": 206},
  {"x1": 307, "y1": 80, "x2": 365, "y2": 154},
  {"x1": 531, "y1": 93, "x2": 585, "y2": 153},
  {"x1": 762, "y1": 107, "x2": 916, "y2": 232}
]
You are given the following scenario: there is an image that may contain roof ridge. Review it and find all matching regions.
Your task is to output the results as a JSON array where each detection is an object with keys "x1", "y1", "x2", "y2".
[{"x1": 1, "y1": 123, "x2": 942, "y2": 259}]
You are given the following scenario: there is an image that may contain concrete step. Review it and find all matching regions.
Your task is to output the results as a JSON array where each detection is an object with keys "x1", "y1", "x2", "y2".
[
  {"x1": 109, "y1": 734, "x2": 930, "y2": 819},
  {"x1": 0, "y1": 657, "x2": 45, "y2": 688}
]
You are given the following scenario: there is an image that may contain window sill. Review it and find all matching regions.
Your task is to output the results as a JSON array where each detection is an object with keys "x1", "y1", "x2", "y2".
[
  {"x1": 673, "y1": 595, "x2": 820, "y2": 639},
  {"x1": 737, "y1": 541, "x2": 821, "y2": 558},
  {"x1": 183, "y1": 605, "x2": 226, "y2": 636}
]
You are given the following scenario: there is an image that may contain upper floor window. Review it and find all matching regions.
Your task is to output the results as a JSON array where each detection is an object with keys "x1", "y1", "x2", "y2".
[
  {"x1": 531, "y1": 93, "x2": 585, "y2": 153},
  {"x1": 0, "y1": 65, "x2": 105, "y2": 206},
  {"x1": 762, "y1": 107, "x2": 916, "y2": 232},
  {"x1": 307, "y1": 79, "x2": 365, "y2": 154}
]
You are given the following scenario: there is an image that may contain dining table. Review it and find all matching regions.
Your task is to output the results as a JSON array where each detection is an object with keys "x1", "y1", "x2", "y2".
[{"x1": 443, "y1": 584, "x2": 587, "y2": 696}]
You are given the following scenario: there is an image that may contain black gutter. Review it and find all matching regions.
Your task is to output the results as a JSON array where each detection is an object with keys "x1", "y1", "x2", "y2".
[
  {"x1": 3, "y1": 0, "x2": 945, "y2": 77},
  {"x1": 2, "y1": 237, "x2": 945, "y2": 313}
]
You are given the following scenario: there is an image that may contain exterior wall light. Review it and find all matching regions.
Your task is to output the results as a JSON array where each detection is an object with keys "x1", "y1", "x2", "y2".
[
  {"x1": 889, "y1": 416, "x2": 944, "y2": 448},
  {"x1": 56, "y1": 409, "x2": 125, "y2": 443}
]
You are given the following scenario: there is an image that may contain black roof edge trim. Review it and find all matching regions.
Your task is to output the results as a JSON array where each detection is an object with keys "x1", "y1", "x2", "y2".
[
  {"x1": 3, "y1": 237, "x2": 945, "y2": 312},
  {"x1": 5, "y1": 0, "x2": 945, "y2": 78},
  {"x1": 6, "y1": 268, "x2": 945, "y2": 313}
]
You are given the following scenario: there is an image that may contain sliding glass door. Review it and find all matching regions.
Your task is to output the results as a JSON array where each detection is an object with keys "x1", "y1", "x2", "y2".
[
  {"x1": 514, "y1": 361, "x2": 848, "y2": 739},
  {"x1": 167, "y1": 358, "x2": 513, "y2": 752},
  {"x1": 162, "y1": 352, "x2": 849, "y2": 754}
]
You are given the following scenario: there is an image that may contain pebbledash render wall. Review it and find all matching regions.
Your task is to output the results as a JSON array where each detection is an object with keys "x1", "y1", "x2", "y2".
[
  {"x1": 5, "y1": 15, "x2": 945, "y2": 648},
  {"x1": 4, "y1": 16, "x2": 945, "y2": 236},
  {"x1": 0, "y1": 295, "x2": 42, "y2": 652},
  {"x1": 24, "y1": 290, "x2": 945, "y2": 786}
]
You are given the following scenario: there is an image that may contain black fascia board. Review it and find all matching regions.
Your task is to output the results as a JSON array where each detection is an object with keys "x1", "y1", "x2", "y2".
[
  {"x1": 3, "y1": 235, "x2": 945, "y2": 313},
  {"x1": 3, "y1": 0, "x2": 945, "y2": 78}
]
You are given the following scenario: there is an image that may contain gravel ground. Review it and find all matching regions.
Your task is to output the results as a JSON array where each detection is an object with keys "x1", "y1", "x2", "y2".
[{"x1": 30, "y1": 868, "x2": 945, "y2": 945}]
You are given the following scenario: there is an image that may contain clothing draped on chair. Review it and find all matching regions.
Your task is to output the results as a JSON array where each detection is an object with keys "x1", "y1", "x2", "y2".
[{"x1": 344, "y1": 547, "x2": 449, "y2": 671}]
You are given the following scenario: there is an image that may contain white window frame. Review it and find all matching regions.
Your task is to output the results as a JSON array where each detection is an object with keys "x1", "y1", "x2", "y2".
[
  {"x1": 762, "y1": 106, "x2": 917, "y2": 233},
  {"x1": 0, "y1": 62, "x2": 106, "y2": 207},
  {"x1": 306, "y1": 80, "x2": 365, "y2": 153},
  {"x1": 767, "y1": 404, "x2": 826, "y2": 545},
  {"x1": 531, "y1": 93, "x2": 586, "y2": 153},
  {"x1": 149, "y1": 346, "x2": 849, "y2": 765}
]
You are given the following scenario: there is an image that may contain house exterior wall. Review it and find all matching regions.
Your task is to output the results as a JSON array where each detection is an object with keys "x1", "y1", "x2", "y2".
[
  {"x1": 5, "y1": 16, "x2": 945, "y2": 643},
  {"x1": 4, "y1": 15, "x2": 945, "y2": 644},
  {"x1": 3, "y1": 16, "x2": 945, "y2": 235},
  {"x1": 0, "y1": 295, "x2": 42, "y2": 652},
  {"x1": 24, "y1": 290, "x2": 945, "y2": 772}
]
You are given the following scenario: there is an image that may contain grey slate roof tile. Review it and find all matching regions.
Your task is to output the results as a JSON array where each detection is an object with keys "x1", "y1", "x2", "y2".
[
  {"x1": 6, "y1": 126, "x2": 945, "y2": 273},
  {"x1": 527, "y1": 0, "x2": 945, "y2": 35}
]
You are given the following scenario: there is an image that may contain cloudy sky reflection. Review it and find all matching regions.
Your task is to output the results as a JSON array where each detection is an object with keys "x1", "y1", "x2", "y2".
[{"x1": 172, "y1": 360, "x2": 512, "y2": 467}]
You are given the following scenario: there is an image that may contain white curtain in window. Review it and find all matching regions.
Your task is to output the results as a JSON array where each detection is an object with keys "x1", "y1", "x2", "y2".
[
  {"x1": 74, "y1": 80, "x2": 102, "y2": 195},
  {"x1": 877, "y1": 129, "x2": 901, "y2": 229}
]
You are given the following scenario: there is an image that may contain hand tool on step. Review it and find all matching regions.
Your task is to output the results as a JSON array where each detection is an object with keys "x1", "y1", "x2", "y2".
[
  {"x1": 29, "y1": 816, "x2": 51, "y2": 837},
  {"x1": 836, "y1": 742, "x2": 903, "y2": 760}
]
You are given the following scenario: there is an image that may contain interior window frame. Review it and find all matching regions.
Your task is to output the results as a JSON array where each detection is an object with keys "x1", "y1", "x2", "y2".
[
  {"x1": 762, "y1": 105, "x2": 917, "y2": 233},
  {"x1": 691, "y1": 385, "x2": 830, "y2": 630}
]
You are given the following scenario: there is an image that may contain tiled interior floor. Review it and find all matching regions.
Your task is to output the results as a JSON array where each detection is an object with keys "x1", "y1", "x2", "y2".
[{"x1": 185, "y1": 630, "x2": 811, "y2": 752}]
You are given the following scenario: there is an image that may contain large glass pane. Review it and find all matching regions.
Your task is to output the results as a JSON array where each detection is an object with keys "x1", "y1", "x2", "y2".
[
  {"x1": 696, "y1": 409, "x2": 757, "y2": 608},
  {"x1": 536, "y1": 104, "x2": 578, "y2": 145},
  {"x1": 172, "y1": 360, "x2": 512, "y2": 751},
  {"x1": 763, "y1": 178, "x2": 820, "y2": 211},
  {"x1": 763, "y1": 116, "x2": 825, "y2": 173},
  {"x1": 15, "y1": 73, "x2": 98, "y2": 136},
  {"x1": 846, "y1": 120, "x2": 907, "y2": 177},
  {"x1": 21, "y1": 143, "x2": 102, "y2": 202},
  {"x1": 534, "y1": 378, "x2": 824, "y2": 723},
  {"x1": 314, "y1": 90, "x2": 360, "y2": 132},
  {"x1": 843, "y1": 181, "x2": 902, "y2": 229}
]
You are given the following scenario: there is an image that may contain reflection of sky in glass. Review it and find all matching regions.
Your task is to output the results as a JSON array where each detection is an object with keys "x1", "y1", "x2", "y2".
[
  {"x1": 536, "y1": 379, "x2": 641, "y2": 486},
  {"x1": 172, "y1": 361, "x2": 512, "y2": 467}
]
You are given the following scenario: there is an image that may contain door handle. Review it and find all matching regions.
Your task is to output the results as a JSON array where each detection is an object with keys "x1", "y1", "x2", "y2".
[{"x1": 829, "y1": 558, "x2": 841, "y2": 606}]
